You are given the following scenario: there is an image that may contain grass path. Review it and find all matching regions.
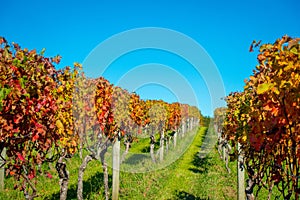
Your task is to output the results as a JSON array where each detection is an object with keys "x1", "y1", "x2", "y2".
[
  {"x1": 155, "y1": 127, "x2": 237, "y2": 200},
  {"x1": 119, "y1": 127, "x2": 237, "y2": 200}
]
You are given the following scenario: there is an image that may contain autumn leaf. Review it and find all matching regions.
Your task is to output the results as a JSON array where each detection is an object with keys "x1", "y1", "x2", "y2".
[
  {"x1": 32, "y1": 133, "x2": 39, "y2": 142},
  {"x1": 249, "y1": 44, "x2": 254, "y2": 52},
  {"x1": 28, "y1": 170, "x2": 35, "y2": 180},
  {"x1": 52, "y1": 55, "x2": 62, "y2": 64},
  {"x1": 17, "y1": 153, "x2": 25, "y2": 162},
  {"x1": 46, "y1": 172, "x2": 53, "y2": 179},
  {"x1": 257, "y1": 83, "x2": 274, "y2": 94},
  {"x1": 56, "y1": 119, "x2": 64, "y2": 130}
]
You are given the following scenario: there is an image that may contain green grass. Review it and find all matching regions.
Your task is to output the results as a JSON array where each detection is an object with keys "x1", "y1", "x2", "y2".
[
  {"x1": 0, "y1": 127, "x2": 238, "y2": 199},
  {"x1": 122, "y1": 132, "x2": 161, "y2": 153},
  {"x1": 117, "y1": 127, "x2": 237, "y2": 200}
]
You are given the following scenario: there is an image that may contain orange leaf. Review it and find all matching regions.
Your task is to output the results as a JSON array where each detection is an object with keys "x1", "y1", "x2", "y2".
[{"x1": 36, "y1": 127, "x2": 45, "y2": 134}]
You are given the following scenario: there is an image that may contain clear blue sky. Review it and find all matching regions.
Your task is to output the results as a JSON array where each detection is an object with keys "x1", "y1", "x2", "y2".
[{"x1": 1, "y1": 0, "x2": 299, "y2": 116}]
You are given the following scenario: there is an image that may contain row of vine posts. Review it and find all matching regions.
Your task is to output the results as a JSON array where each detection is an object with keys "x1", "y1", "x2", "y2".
[
  {"x1": 110, "y1": 115, "x2": 200, "y2": 200},
  {"x1": 214, "y1": 107, "x2": 246, "y2": 199}
]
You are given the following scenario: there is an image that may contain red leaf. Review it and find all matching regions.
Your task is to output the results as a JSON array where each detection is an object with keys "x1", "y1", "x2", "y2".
[
  {"x1": 17, "y1": 153, "x2": 25, "y2": 161},
  {"x1": 13, "y1": 114, "x2": 23, "y2": 124},
  {"x1": 100, "y1": 124, "x2": 105, "y2": 131},
  {"x1": 32, "y1": 133, "x2": 39, "y2": 142},
  {"x1": 108, "y1": 116, "x2": 114, "y2": 124},
  {"x1": 28, "y1": 170, "x2": 35, "y2": 180},
  {"x1": 34, "y1": 122, "x2": 43, "y2": 128},
  {"x1": 10, "y1": 65, "x2": 18, "y2": 71},
  {"x1": 46, "y1": 172, "x2": 53, "y2": 179},
  {"x1": 249, "y1": 44, "x2": 254, "y2": 52}
]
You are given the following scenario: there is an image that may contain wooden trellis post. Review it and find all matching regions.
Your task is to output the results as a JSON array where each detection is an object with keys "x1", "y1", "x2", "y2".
[
  {"x1": 160, "y1": 130, "x2": 164, "y2": 161},
  {"x1": 237, "y1": 143, "x2": 245, "y2": 200},
  {"x1": 112, "y1": 140, "x2": 120, "y2": 200},
  {"x1": 173, "y1": 132, "x2": 177, "y2": 148},
  {"x1": 0, "y1": 148, "x2": 6, "y2": 191}
]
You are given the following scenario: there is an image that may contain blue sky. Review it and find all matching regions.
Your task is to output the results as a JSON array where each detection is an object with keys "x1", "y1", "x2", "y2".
[{"x1": 1, "y1": 0, "x2": 300, "y2": 116}]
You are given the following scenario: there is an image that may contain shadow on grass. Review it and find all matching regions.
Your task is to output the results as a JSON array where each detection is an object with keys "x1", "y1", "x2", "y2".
[
  {"x1": 123, "y1": 154, "x2": 149, "y2": 165},
  {"x1": 45, "y1": 171, "x2": 112, "y2": 200},
  {"x1": 171, "y1": 190, "x2": 210, "y2": 200},
  {"x1": 189, "y1": 153, "x2": 213, "y2": 174}
]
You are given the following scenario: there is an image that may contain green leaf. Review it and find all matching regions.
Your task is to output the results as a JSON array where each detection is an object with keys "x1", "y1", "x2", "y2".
[
  {"x1": 19, "y1": 76, "x2": 28, "y2": 89},
  {"x1": 257, "y1": 83, "x2": 274, "y2": 94},
  {"x1": 0, "y1": 87, "x2": 11, "y2": 100},
  {"x1": 0, "y1": 87, "x2": 11, "y2": 111},
  {"x1": 40, "y1": 48, "x2": 46, "y2": 55},
  {"x1": 290, "y1": 47, "x2": 298, "y2": 55}
]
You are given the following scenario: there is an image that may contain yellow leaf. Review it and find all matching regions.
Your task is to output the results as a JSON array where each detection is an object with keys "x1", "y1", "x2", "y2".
[
  {"x1": 283, "y1": 62, "x2": 294, "y2": 71},
  {"x1": 257, "y1": 83, "x2": 274, "y2": 94},
  {"x1": 56, "y1": 120, "x2": 64, "y2": 130},
  {"x1": 242, "y1": 135, "x2": 247, "y2": 142},
  {"x1": 57, "y1": 86, "x2": 64, "y2": 93}
]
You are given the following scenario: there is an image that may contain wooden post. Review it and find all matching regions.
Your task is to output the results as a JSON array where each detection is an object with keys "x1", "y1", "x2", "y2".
[
  {"x1": 223, "y1": 145, "x2": 226, "y2": 162},
  {"x1": 0, "y1": 148, "x2": 6, "y2": 191},
  {"x1": 173, "y1": 132, "x2": 177, "y2": 148},
  {"x1": 237, "y1": 143, "x2": 245, "y2": 200},
  {"x1": 159, "y1": 130, "x2": 164, "y2": 162},
  {"x1": 182, "y1": 123, "x2": 185, "y2": 137},
  {"x1": 112, "y1": 140, "x2": 120, "y2": 200}
]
